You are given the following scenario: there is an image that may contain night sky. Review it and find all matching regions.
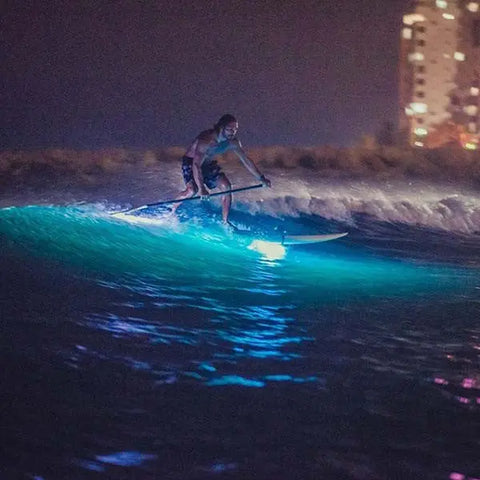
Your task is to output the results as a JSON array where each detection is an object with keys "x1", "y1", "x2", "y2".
[{"x1": 1, "y1": 0, "x2": 407, "y2": 149}]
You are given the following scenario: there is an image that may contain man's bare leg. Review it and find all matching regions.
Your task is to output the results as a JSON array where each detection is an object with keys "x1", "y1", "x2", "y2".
[
  {"x1": 217, "y1": 174, "x2": 232, "y2": 224},
  {"x1": 170, "y1": 183, "x2": 197, "y2": 214}
]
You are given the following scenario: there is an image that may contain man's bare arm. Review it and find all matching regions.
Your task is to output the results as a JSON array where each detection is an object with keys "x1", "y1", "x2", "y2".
[
  {"x1": 233, "y1": 141, "x2": 271, "y2": 187},
  {"x1": 192, "y1": 141, "x2": 209, "y2": 196}
]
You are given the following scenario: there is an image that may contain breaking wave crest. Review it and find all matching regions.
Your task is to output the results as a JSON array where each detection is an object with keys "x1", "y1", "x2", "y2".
[{"x1": 245, "y1": 184, "x2": 480, "y2": 235}]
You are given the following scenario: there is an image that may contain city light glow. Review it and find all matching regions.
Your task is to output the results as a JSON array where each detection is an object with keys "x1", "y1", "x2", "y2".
[
  {"x1": 467, "y1": 2, "x2": 479, "y2": 12},
  {"x1": 402, "y1": 0, "x2": 480, "y2": 148},
  {"x1": 410, "y1": 102, "x2": 428, "y2": 114},
  {"x1": 403, "y1": 13, "x2": 426, "y2": 25},
  {"x1": 408, "y1": 52, "x2": 425, "y2": 62},
  {"x1": 464, "y1": 105, "x2": 478, "y2": 115},
  {"x1": 402, "y1": 28, "x2": 412, "y2": 39},
  {"x1": 415, "y1": 127, "x2": 428, "y2": 136}
]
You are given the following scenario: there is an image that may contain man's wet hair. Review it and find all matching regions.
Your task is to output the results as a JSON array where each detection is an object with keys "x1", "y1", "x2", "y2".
[{"x1": 214, "y1": 114, "x2": 237, "y2": 132}]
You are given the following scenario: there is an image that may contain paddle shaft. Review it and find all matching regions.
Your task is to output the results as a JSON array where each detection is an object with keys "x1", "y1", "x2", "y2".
[{"x1": 113, "y1": 183, "x2": 264, "y2": 215}]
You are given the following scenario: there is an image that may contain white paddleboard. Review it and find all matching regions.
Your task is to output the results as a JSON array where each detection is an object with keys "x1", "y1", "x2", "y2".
[
  {"x1": 282, "y1": 232, "x2": 348, "y2": 245},
  {"x1": 110, "y1": 212, "x2": 174, "y2": 227},
  {"x1": 112, "y1": 212, "x2": 348, "y2": 245}
]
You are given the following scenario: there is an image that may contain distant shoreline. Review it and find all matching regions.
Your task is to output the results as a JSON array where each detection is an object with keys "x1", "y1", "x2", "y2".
[{"x1": 1, "y1": 145, "x2": 479, "y2": 187}]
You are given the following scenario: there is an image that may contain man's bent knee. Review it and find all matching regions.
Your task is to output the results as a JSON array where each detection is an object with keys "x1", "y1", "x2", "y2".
[
  {"x1": 218, "y1": 174, "x2": 231, "y2": 191},
  {"x1": 186, "y1": 183, "x2": 198, "y2": 196}
]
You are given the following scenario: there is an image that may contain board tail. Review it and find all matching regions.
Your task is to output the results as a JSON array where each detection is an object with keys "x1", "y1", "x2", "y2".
[{"x1": 281, "y1": 232, "x2": 348, "y2": 245}]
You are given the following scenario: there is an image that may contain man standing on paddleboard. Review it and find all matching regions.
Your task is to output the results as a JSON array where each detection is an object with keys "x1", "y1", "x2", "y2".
[{"x1": 172, "y1": 114, "x2": 271, "y2": 226}]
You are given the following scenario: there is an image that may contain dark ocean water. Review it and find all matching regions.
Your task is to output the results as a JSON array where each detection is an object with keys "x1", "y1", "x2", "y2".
[{"x1": 1, "y1": 166, "x2": 479, "y2": 479}]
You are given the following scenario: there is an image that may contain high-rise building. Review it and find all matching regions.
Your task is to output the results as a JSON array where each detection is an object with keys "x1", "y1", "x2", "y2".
[{"x1": 399, "y1": 0, "x2": 480, "y2": 149}]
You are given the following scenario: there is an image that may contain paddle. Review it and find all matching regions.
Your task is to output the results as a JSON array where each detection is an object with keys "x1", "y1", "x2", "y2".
[{"x1": 111, "y1": 183, "x2": 264, "y2": 216}]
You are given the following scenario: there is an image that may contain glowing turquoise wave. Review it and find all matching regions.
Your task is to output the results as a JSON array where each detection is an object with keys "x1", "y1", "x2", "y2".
[{"x1": 0, "y1": 205, "x2": 475, "y2": 306}]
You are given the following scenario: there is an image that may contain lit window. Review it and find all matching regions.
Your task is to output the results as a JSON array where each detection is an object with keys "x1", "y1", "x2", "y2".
[
  {"x1": 464, "y1": 105, "x2": 478, "y2": 115},
  {"x1": 470, "y1": 87, "x2": 479, "y2": 96},
  {"x1": 409, "y1": 52, "x2": 425, "y2": 62},
  {"x1": 454, "y1": 51, "x2": 466, "y2": 61},
  {"x1": 443, "y1": 53, "x2": 452, "y2": 58},
  {"x1": 414, "y1": 141, "x2": 424, "y2": 147},
  {"x1": 415, "y1": 127, "x2": 428, "y2": 136},
  {"x1": 436, "y1": 0, "x2": 448, "y2": 7},
  {"x1": 467, "y1": 2, "x2": 479, "y2": 12},
  {"x1": 405, "y1": 107, "x2": 414, "y2": 116},
  {"x1": 402, "y1": 28, "x2": 412, "y2": 39},
  {"x1": 443, "y1": 13, "x2": 455, "y2": 19},
  {"x1": 465, "y1": 142, "x2": 477, "y2": 150},
  {"x1": 403, "y1": 14, "x2": 426, "y2": 25},
  {"x1": 410, "y1": 102, "x2": 428, "y2": 113}
]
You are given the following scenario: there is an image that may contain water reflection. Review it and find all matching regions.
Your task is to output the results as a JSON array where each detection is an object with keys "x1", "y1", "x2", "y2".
[
  {"x1": 80, "y1": 299, "x2": 312, "y2": 386},
  {"x1": 432, "y1": 333, "x2": 480, "y2": 408}
]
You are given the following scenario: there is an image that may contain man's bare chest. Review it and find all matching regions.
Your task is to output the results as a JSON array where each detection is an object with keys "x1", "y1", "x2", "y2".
[{"x1": 205, "y1": 140, "x2": 231, "y2": 158}]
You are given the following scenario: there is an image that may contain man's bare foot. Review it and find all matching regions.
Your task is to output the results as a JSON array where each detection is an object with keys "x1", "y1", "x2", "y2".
[{"x1": 222, "y1": 220, "x2": 238, "y2": 233}]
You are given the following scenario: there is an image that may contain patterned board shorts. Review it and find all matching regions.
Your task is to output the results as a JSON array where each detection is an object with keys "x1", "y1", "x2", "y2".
[{"x1": 181, "y1": 156, "x2": 222, "y2": 189}]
